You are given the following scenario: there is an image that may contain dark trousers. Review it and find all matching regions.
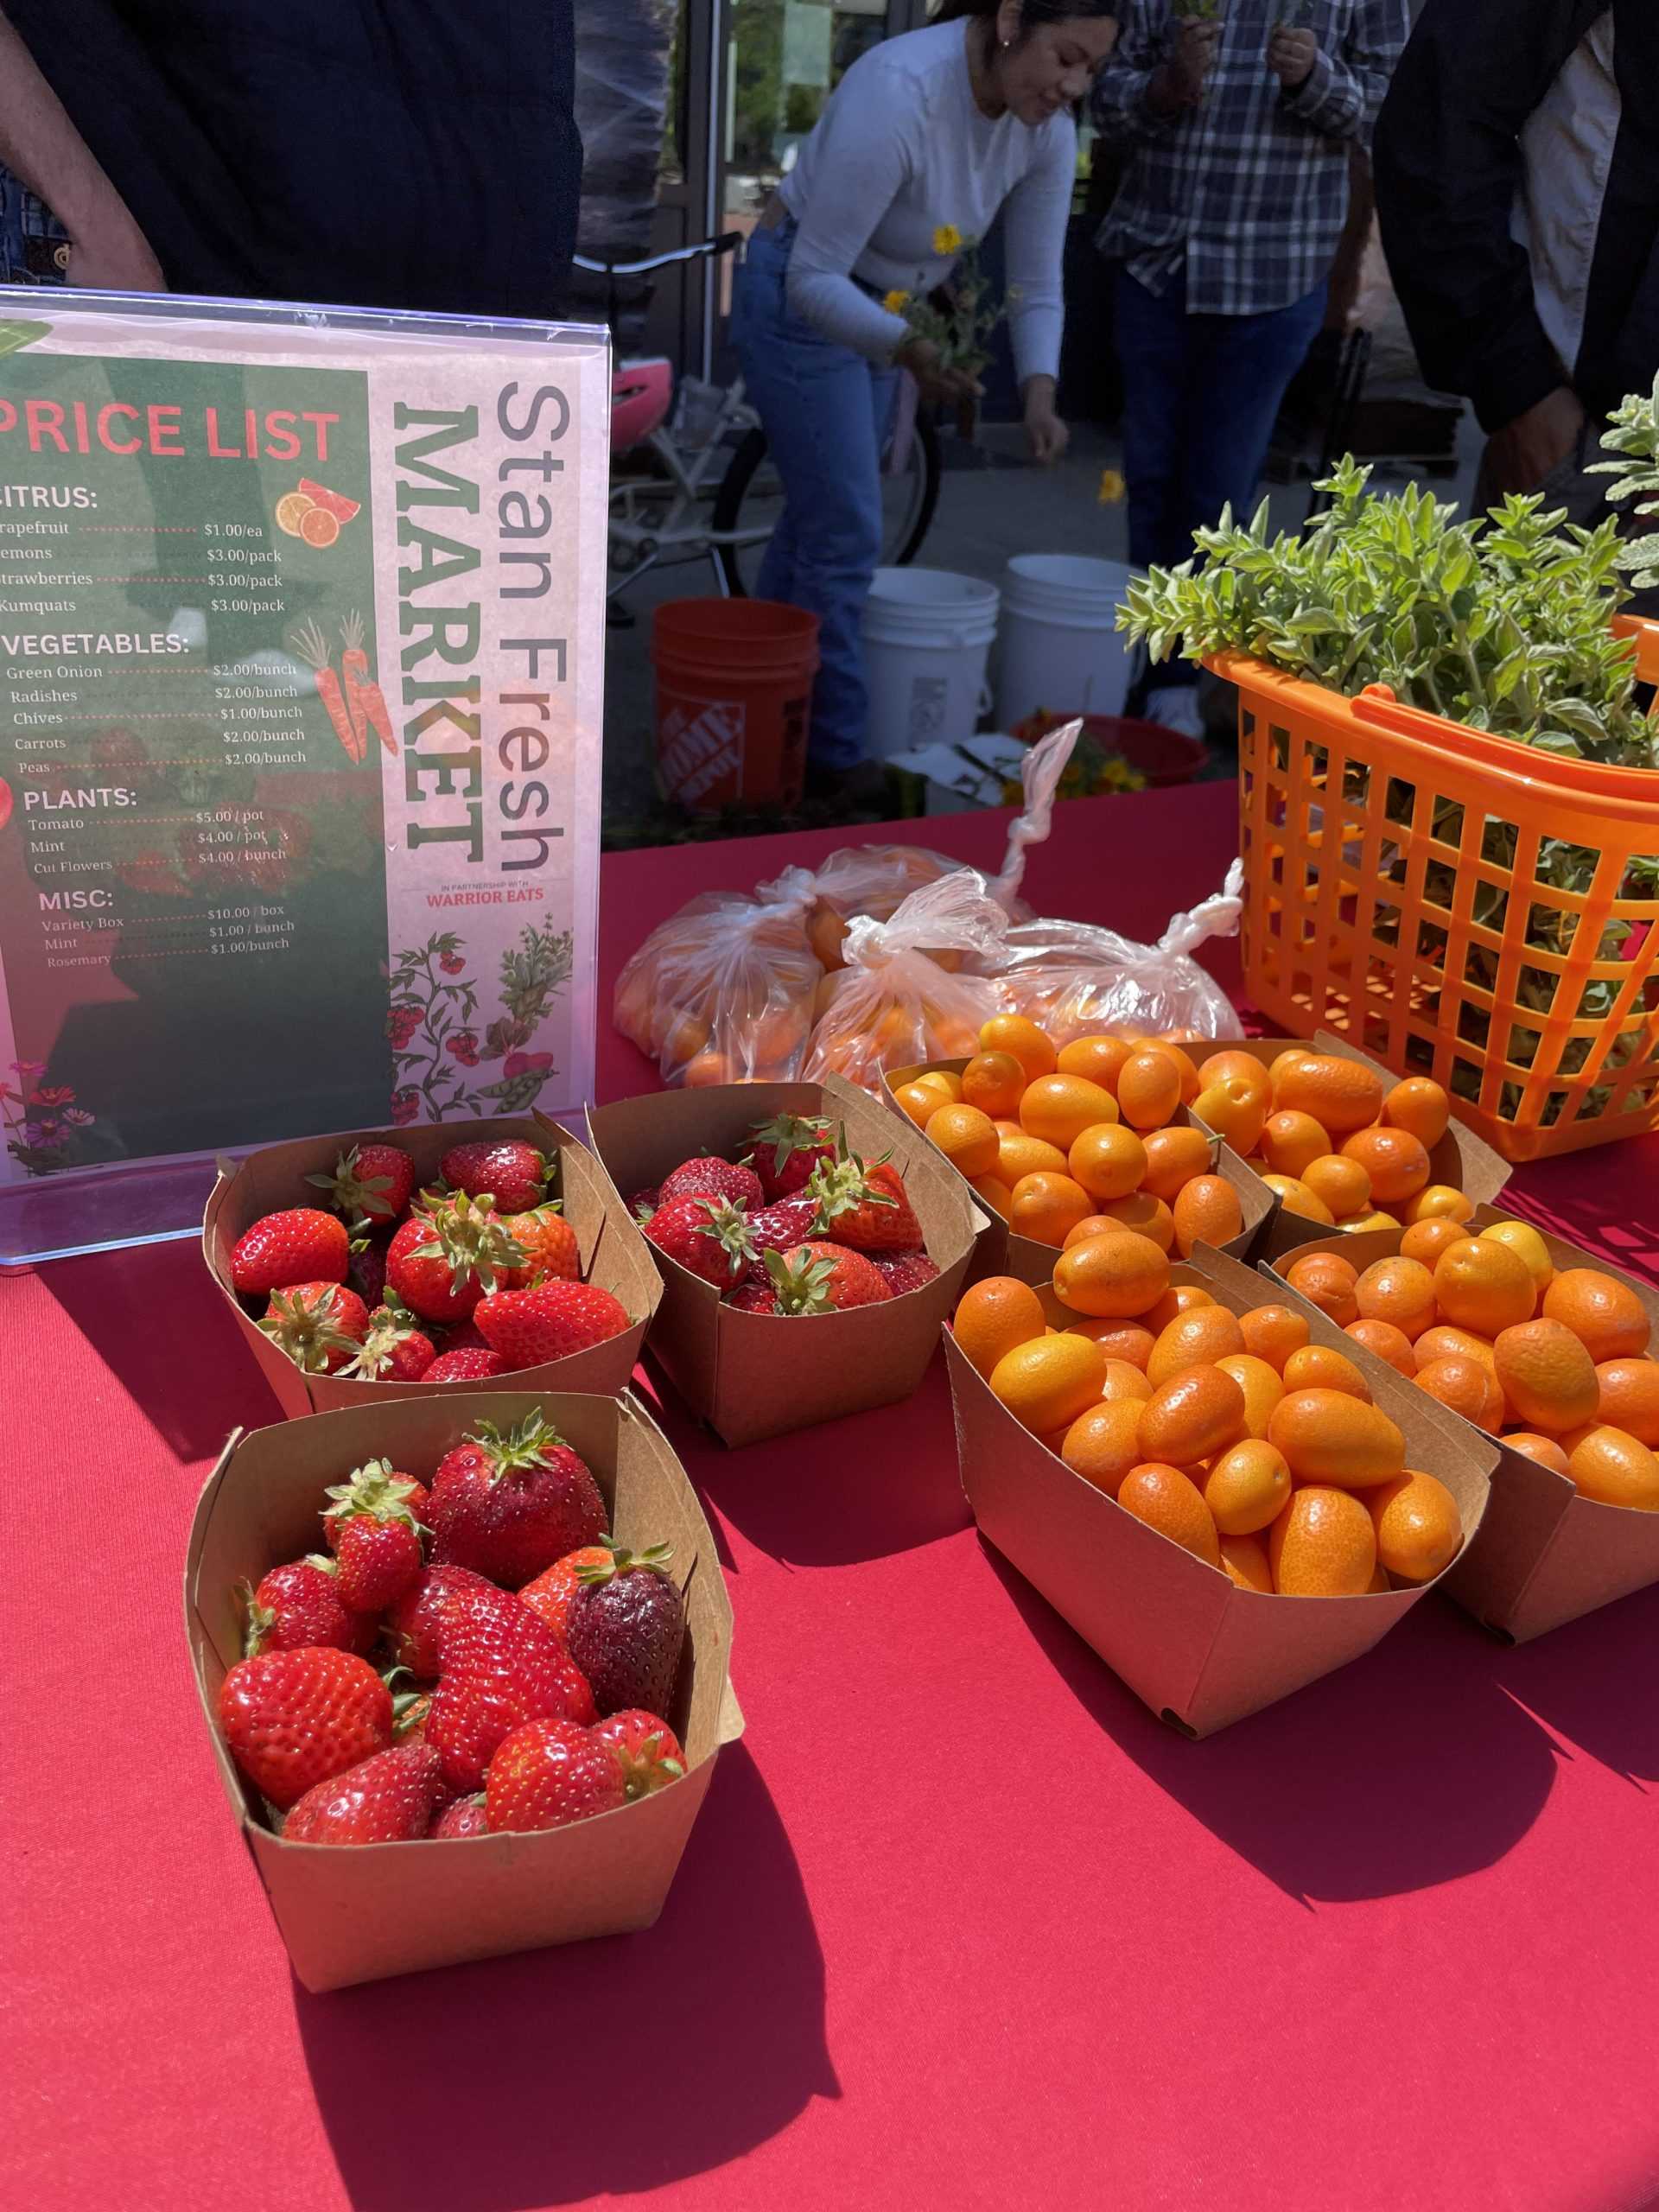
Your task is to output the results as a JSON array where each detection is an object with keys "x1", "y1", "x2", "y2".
[{"x1": 1113, "y1": 262, "x2": 1326, "y2": 699}]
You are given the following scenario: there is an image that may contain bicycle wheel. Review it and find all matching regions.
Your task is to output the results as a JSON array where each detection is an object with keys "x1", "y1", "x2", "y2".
[{"x1": 712, "y1": 410, "x2": 942, "y2": 598}]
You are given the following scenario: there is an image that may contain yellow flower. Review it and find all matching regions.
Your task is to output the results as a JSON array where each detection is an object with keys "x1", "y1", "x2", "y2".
[
  {"x1": 882, "y1": 289, "x2": 912, "y2": 315},
  {"x1": 1096, "y1": 467, "x2": 1127, "y2": 506},
  {"x1": 931, "y1": 223, "x2": 963, "y2": 256}
]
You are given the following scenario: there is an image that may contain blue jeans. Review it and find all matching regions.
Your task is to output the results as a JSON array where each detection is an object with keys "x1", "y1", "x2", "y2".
[
  {"x1": 731, "y1": 219, "x2": 898, "y2": 772},
  {"x1": 1113, "y1": 264, "x2": 1326, "y2": 693}
]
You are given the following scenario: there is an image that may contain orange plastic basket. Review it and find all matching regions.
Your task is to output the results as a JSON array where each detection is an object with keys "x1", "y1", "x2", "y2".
[{"x1": 1221, "y1": 618, "x2": 1659, "y2": 1162}]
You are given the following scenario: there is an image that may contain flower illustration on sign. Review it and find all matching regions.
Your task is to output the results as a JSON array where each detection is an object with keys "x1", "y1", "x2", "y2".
[
  {"x1": 386, "y1": 920, "x2": 575, "y2": 1123},
  {"x1": 3, "y1": 1068, "x2": 100, "y2": 1176}
]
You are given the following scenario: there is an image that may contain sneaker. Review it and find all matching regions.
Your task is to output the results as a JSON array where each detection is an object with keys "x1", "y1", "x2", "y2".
[{"x1": 1142, "y1": 683, "x2": 1206, "y2": 741}]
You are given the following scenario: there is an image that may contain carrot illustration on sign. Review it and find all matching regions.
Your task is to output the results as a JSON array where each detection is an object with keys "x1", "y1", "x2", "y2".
[
  {"x1": 340, "y1": 610, "x2": 397, "y2": 756},
  {"x1": 291, "y1": 617, "x2": 364, "y2": 763}
]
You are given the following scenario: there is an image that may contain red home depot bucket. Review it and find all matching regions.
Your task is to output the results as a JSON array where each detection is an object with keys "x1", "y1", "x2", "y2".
[{"x1": 652, "y1": 598, "x2": 820, "y2": 813}]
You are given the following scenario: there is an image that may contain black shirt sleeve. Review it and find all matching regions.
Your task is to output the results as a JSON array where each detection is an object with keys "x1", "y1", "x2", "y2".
[{"x1": 1372, "y1": 0, "x2": 1605, "y2": 431}]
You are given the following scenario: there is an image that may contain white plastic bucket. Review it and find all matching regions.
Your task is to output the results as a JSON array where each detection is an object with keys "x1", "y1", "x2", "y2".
[
  {"x1": 861, "y1": 567, "x2": 1000, "y2": 760},
  {"x1": 994, "y1": 555, "x2": 1135, "y2": 728}
]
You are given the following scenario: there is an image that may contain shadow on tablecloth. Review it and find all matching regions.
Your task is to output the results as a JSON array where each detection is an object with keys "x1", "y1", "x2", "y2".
[
  {"x1": 1491, "y1": 1585, "x2": 1659, "y2": 1789},
  {"x1": 978, "y1": 1542, "x2": 1564, "y2": 1905},
  {"x1": 294, "y1": 1745, "x2": 836, "y2": 2208}
]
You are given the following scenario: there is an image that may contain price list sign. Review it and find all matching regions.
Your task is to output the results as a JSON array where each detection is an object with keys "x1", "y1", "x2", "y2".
[{"x1": 0, "y1": 295, "x2": 607, "y2": 1262}]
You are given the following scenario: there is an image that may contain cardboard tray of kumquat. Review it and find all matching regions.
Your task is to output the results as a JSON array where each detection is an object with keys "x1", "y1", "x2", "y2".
[
  {"x1": 586, "y1": 1073, "x2": 982, "y2": 1448},
  {"x1": 1265, "y1": 1209, "x2": 1659, "y2": 1643},
  {"x1": 943, "y1": 1243, "x2": 1495, "y2": 1737},
  {"x1": 205, "y1": 1114, "x2": 662, "y2": 1420},
  {"x1": 884, "y1": 1038, "x2": 1275, "y2": 1288},
  {"x1": 1179, "y1": 1032, "x2": 1510, "y2": 1262},
  {"x1": 185, "y1": 1389, "x2": 741, "y2": 1993}
]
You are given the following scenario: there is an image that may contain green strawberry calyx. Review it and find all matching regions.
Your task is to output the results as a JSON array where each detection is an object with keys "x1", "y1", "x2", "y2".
[
  {"x1": 238, "y1": 1579, "x2": 277, "y2": 1658},
  {"x1": 322, "y1": 1459, "x2": 425, "y2": 1532},
  {"x1": 259, "y1": 1285, "x2": 365, "y2": 1374},
  {"x1": 702, "y1": 1197, "x2": 761, "y2": 1272},
  {"x1": 575, "y1": 1540, "x2": 674, "y2": 1586},
  {"x1": 608, "y1": 1730, "x2": 687, "y2": 1800},
  {"x1": 464, "y1": 1411, "x2": 567, "y2": 1488},
  {"x1": 342, "y1": 1302, "x2": 428, "y2": 1381},
  {"x1": 745, "y1": 1111, "x2": 833, "y2": 1182},
  {"x1": 762, "y1": 1247, "x2": 842, "y2": 1316},
  {"x1": 408, "y1": 1190, "x2": 527, "y2": 1296},
  {"x1": 804, "y1": 1144, "x2": 898, "y2": 1230},
  {"x1": 304, "y1": 1143, "x2": 398, "y2": 1221}
]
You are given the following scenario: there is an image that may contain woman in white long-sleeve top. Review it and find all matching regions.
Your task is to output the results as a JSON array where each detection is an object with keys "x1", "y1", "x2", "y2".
[{"x1": 731, "y1": 0, "x2": 1120, "y2": 789}]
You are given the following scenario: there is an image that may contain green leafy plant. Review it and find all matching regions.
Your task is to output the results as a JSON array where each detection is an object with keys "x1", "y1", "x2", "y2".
[
  {"x1": 884, "y1": 225, "x2": 1001, "y2": 381},
  {"x1": 1588, "y1": 372, "x2": 1659, "y2": 588}
]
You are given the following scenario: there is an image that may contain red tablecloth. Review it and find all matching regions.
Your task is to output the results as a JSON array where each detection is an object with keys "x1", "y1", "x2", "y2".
[{"x1": 10, "y1": 783, "x2": 1659, "y2": 2212}]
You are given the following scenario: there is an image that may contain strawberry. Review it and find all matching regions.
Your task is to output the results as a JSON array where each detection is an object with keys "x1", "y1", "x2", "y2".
[
  {"x1": 594, "y1": 1709, "x2": 687, "y2": 1798},
  {"x1": 391, "y1": 1687, "x2": 433, "y2": 1739},
  {"x1": 733, "y1": 1196, "x2": 819, "y2": 1279},
  {"x1": 645, "y1": 1195, "x2": 746, "y2": 1290},
  {"x1": 427, "y1": 1603, "x2": 598, "y2": 1792},
  {"x1": 322, "y1": 1462, "x2": 427, "y2": 1610},
  {"x1": 565, "y1": 1542, "x2": 685, "y2": 1718},
  {"x1": 240, "y1": 1560, "x2": 372, "y2": 1659},
  {"x1": 386, "y1": 1564, "x2": 514, "y2": 1676},
  {"x1": 304, "y1": 1141, "x2": 416, "y2": 1230},
  {"x1": 342, "y1": 1300, "x2": 436, "y2": 1382},
  {"x1": 739, "y1": 1112, "x2": 836, "y2": 1200},
  {"x1": 423, "y1": 1346, "x2": 508, "y2": 1382},
  {"x1": 473, "y1": 1281, "x2": 630, "y2": 1367},
  {"x1": 806, "y1": 1146, "x2": 921, "y2": 1252},
  {"x1": 218, "y1": 1645, "x2": 392, "y2": 1808},
  {"x1": 518, "y1": 1545, "x2": 616, "y2": 1643},
  {"x1": 658, "y1": 1155, "x2": 764, "y2": 1211},
  {"x1": 282, "y1": 1741, "x2": 445, "y2": 1846},
  {"x1": 230, "y1": 1206, "x2": 349, "y2": 1296},
  {"x1": 768, "y1": 1241, "x2": 894, "y2": 1313},
  {"x1": 485, "y1": 1718, "x2": 626, "y2": 1834},
  {"x1": 438, "y1": 1318, "x2": 490, "y2": 1352},
  {"x1": 432, "y1": 1793, "x2": 490, "y2": 1839},
  {"x1": 626, "y1": 1187, "x2": 660, "y2": 1224},
  {"x1": 259, "y1": 1281, "x2": 372, "y2": 1373},
  {"x1": 385, "y1": 1190, "x2": 526, "y2": 1321},
  {"x1": 498, "y1": 1201, "x2": 580, "y2": 1287},
  {"x1": 869, "y1": 1250, "x2": 941, "y2": 1296},
  {"x1": 428, "y1": 1413, "x2": 607, "y2": 1588},
  {"x1": 346, "y1": 1239, "x2": 389, "y2": 1311},
  {"x1": 724, "y1": 1278, "x2": 782, "y2": 1314},
  {"x1": 439, "y1": 1138, "x2": 548, "y2": 1215}
]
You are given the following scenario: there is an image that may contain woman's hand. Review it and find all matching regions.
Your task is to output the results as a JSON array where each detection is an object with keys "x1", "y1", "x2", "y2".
[
  {"x1": 896, "y1": 336, "x2": 983, "y2": 410},
  {"x1": 1023, "y1": 380, "x2": 1069, "y2": 466}
]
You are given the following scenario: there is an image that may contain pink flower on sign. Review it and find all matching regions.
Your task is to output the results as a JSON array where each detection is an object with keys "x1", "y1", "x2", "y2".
[
  {"x1": 502, "y1": 1052, "x2": 555, "y2": 1082},
  {"x1": 12, "y1": 1059, "x2": 45, "y2": 1078},
  {"x1": 63, "y1": 1107, "x2": 95, "y2": 1126},
  {"x1": 32, "y1": 1084, "x2": 74, "y2": 1106}
]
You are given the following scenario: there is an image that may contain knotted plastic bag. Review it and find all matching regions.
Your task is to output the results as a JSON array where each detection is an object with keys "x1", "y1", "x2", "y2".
[{"x1": 995, "y1": 858, "x2": 1245, "y2": 1045}]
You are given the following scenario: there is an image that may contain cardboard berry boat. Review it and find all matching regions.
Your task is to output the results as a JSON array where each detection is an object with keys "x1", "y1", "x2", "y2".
[
  {"x1": 586, "y1": 1073, "x2": 982, "y2": 1448},
  {"x1": 883, "y1": 1048, "x2": 1275, "y2": 1287},
  {"x1": 1180, "y1": 1032, "x2": 1510, "y2": 1264},
  {"x1": 943, "y1": 1243, "x2": 1494, "y2": 1736},
  {"x1": 204, "y1": 1114, "x2": 662, "y2": 1419},
  {"x1": 185, "y1": 1389, "x2": 741, "y2": 1992},
  {"x1": 1268, "y1": 1209, "x2": 1659, "y2": 1643}
]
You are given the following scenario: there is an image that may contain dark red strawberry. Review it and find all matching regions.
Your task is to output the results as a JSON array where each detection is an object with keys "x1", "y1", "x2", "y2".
[
  {"x1": 427, "y1": 1603, "x2": 598, "y2": 1792},
  {"x1": 473, "y1": 1281, "x2": 630, "y2": 1367},
  {"x1": 282, "y1": 1740, "x2": 445, "y2": 1845},
  {"x1": 432, "y1": 1793, "x2": 490, "y2": 1839},
  {"x1": 485, "y1": 1719, "x2": 626, "y2": 1834},
  {"x1": 724, "y1": 1278, "x2": 782, "y2": 1314},
  {"x1": 218, "y1": 1645, "x2": 392, "y2": 1808},
  {"x1": 869, "y1": 1250, "x2": 941, "y2": 1296},
  {"x1": 518, "y1": 1545, "x2": 615, "y2": 1643},
  {"x1": 594, "y1": 1709, "x2": 687, "y2": 1799},
  {"x1": 322, "y1": 1462, "x2": 426, "y2": 1610},
  {"x1": 807, "y1": 1147, "x2": 921, "y2": 1252},
  {"x1": 259, "y1": 1281, "x2": 372, "y2": 1373},
  {"x1": 439, "y1": 1138, "x2": 548, "y2": 1215},
  {"x1": 423, "y1": 1346, "x2": 508, "y2": 1382},
  {"x1": 343, "y1": 1301, "x2": 436, "y2": 1382},
  {"x1": 645, "y1": 1195, "x2": 746, "y2": 1290},
  {"x1": 438, "y1": 1318, "x2": 490, "y2": 1352},
  {"x1": 734, "y1": 1196, "x2": 820, "y2": 1278},
  {"x1": 658, "y1": 1155, "x2": 764, "y2": 1211},
  {"x1": 626, "y1": 1187, "x2": 660, "y2": 1224},
  {"x1": 385, "y1": 1192, "x2": 526, "y2": 1322},
  {"x1": 739, "y1": 1111, "x2": 836, "y2": 1200},
  {"x1": 230, "y1": 1206, "x2": 349, "y2": 1296},
  {"x1": 428, "y1": 1413, "x2": 607, "y2": 1588},
  {"x1": 346, "y1": 1239, "x2": 389, "y2": 1311},
  {"x1": 240, "y1": 1559, "x2": 372, "y2": 1659},
  {"x1": 498, "y1": 1201, "x2": 580, "y2": 1287},
  {"x1": 565, "y1": 1542, "x2": 685, "y2": 1719},
  {"x1": 768, "y1": 1241, "x2": 894, "y2": 1313},
  {"x1": 386, "y1": 1564, "x2": 514, "y2": 1677},
  {"x1": 304, "y1": 1141, "x2": 416, "y2": 1230}
]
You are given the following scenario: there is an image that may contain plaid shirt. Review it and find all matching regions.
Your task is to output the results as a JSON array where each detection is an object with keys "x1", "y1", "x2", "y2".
[{"x1": 1092, "y1": 0, "x2": 1408, "y2": 316}]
